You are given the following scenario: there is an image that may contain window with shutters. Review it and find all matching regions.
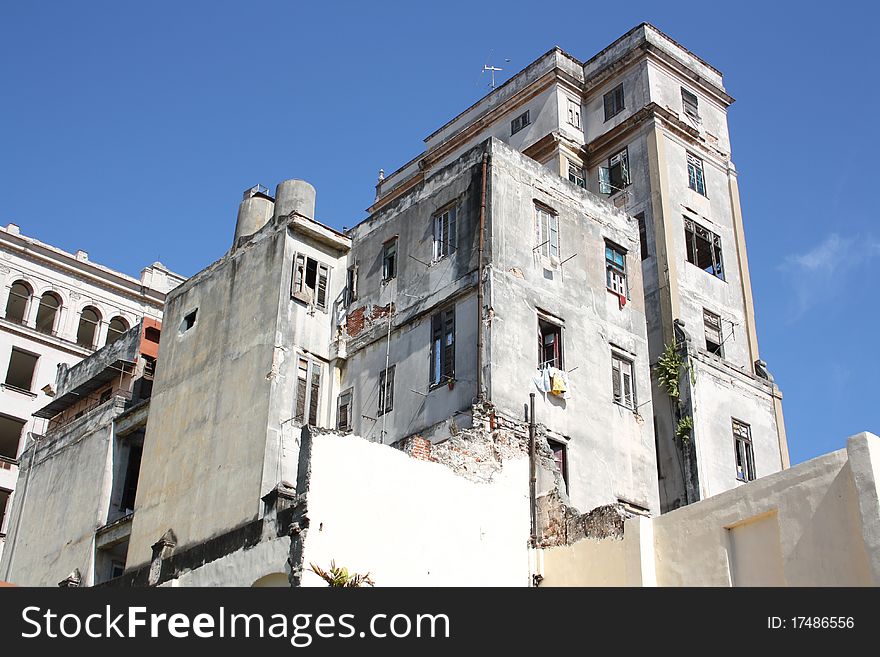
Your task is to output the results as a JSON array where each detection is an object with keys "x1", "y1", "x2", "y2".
[
  {"x1": 635, "y1": 213, "x2": 649, "y2": 260},
  {"x1": 337, "y1": 389, "x2": 352, "y2": 431},
  {"x1": 345, "y1": 264, "x2": 358, "y2": 306},
  {"x1": 603, "y1": 83, "x2": 625, "y2": 121},
  {"x1": 567, "y1": 162, "x2": 586, "y2": 189},
  {"x1": 378, "y1": 365, "x2": 395, "y2": 415},
  {"x1": 687, "y1": 152, "x2": 706, "y2": 196},
  {"x1": 605, "y1": 243, "x2": 627, "y2": 297},
  {"x1": 567, "y1": 99, "x2": 581, "y2": 128},
  {"x1": 733, "y1": 419, "x2": 755, "y2": 482},
  {"x1": 547, "y1": 439, "x2": 568, "y2": 493},
  {"x1": 382, "y1": 238, "x2": 398, "y2": 282},
  {"x1": 292, "y1": 254, "x2": 330, "y2": 310},
  {"x1": 510, "y1": 110, "x2": 530, "y2": 135},
  {"x1": 703, "y1": 308, "x2": 724, "y2": 357},
  {"x1": 294, "y1": 357, "x2": 322, "y2": 426},
  {"x1": 611, "y1": 352, "x2": 635, "y2": 410},
  {"x1": 681, "y1": 87, "x2": 699, "y2": 119},
  {"x1": 433, "y1": 206, "x2": 457, "y2": 261},
  {"x1": 538, "y1": 316, "x2": 563, "y2": 370},
  {"x1": 430, "y1": 307, "x2": 455, "y2": 387},
  {"x1": 599, "y1": 147, "x2": 630, "y2": 195},
  {"x1": 684, "y1": 218, "x2": 724, "y2": 280},
  {"x1": 535, "y1": 204, "x2": 559, "y2": 259}
]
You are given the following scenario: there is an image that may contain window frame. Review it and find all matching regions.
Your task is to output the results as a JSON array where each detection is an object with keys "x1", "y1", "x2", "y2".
[
  {"x1": 681, "y1": 87, "x2": 699, "y2": 119},
  {"x1": 382, "y1": 237, "x2": 398, "y2": 282},
  {"x1": 510, "y1": 110, "x2": 530, "y2": 135},
  {"x1": 599, "y1": 147, "x2": 630, "y2": 195},
  {"x1": 35, "y1": 292, "x2": 61, "y2": 335},
  {"x1": 337, "y1": 388, "x2": 353, "y2": 431},
  {"x1": 432, "y1": 205, "x2": 458, "y2": 262},
  {"x1": 603, "y1": 83, "x2": 625, "y2": 121},
  {"x1": 378, "y1": 365, "x2": 395, "y2": 416},
  {"x1": 733, "y1": 419, "x2": 756, "y2": 482},
  {"x1": 611, "y1": 351, "x2": 636, "y2": 410},
  {"x1": 292, "y1": 253, "x2": 331, "y2": 311},
  {"x1": 0, "y1": 414, "x2": 26, "y2": 461},
  {"x1": 567, "y1": 162, "x2": 586, "y2": 189},
  {"x1": 635, "y1": 213, "x2": 649, "y2": 260},
  {"x1": 534, "y1": 203, "x2": 560, "y2": 260},
  {"x1": 687, "y1": 152, "x2": 706, "y2": 196},
  {"x1": 547, "y1": 439, "x2": 569, "y2": 494},
  {"x1": 567, "y1": 98, "x2": 581, "y2": 128},
  {"x1": 537, "y1": 314, "x2": 564, "y2": 370},
  {"x1": 4, "y1": 347, "x2": 39, "y2": 392},
  {"x1": 294, "y1": 357, "x2": 322, "y2": 426},
  {"x1": 684, "y1": 217, "x2": 725, "y2": 280},
  {"x1": 4, "y1": 280, "x2": 32, "y2": 325},
  {"x1": 703, "y1": 308, "x2": 724, "y2": 357},
  {"x1": 429, "y1": 306, "x2": 455, "y2": 388},
  {"x1": 605, "y1": 242, "x2": 628, "y2": 298}
]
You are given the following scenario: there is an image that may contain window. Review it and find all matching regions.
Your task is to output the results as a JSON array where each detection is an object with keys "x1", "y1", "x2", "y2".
[
  {"x1": 511, "y1": 110, "x2": 530, "y2": 135},
  {"x1": 5, "y1": 281, "x2": 31, "y2": 324},
  {"x1": 687, "y1": 152, "x2": 706, "y2": 196},
  {"x1": 603, "y1": 83, "x2": 625, "y2": 121},
  {"x1": 144, "y1": 327, "x2": 161, "y2": 344},
  {"x1": 106, "y1": 317, "x2": 129, "y2": 345},
  {"x1": 35, "y1": 292, "x2": 61, "y2": 335},
  {"x1": 681, "y1": 87, "x2": 699, "y2": 119},
  {"x1": 548, "y1": 439, "x2": 568, "y2": 493},
  {"x1": 599, "y1": 148, "x2": 630, "y2": 194},
  {"x1": 77, "y1": 306, "x2": 101, "y2": 347},
  {"x1": 294, "y1": 357, "x2": 322, "y2": 425},
  {"x1": 684, "y1": 218, "x2": 724, "y2": 280},
  {"x1": 378, "y1": 365, "x2": 395, "y2": 415},
  {"x1": 567, "y1": 99, "x2": 581, "y2": 128},
  {"x1": 337, "y1": 389, "x2": 352, "y2": 431},
  {"x1": 611, "y1": 352, "x2": 635, "y2": 410},
  {"x1": 0, "y1": 488, "x2": 10, "y2": 534},
  {"x1": 430, "y1": 307, "x2": 455, "y2": 387},
  {"x1": 433, "y1": 206, "x2": 457, "y2": 261},
  {"x1": 0, "y1": 415, "x2": 26, "y2": 460},
  {"x1": 99, "y1": 388, "x2": 113, "y2": 404},
  {"x1": 143, "y1": 355, "x2": 157, "y2": 378},
  {"x1": 605, "y1": 243, "x2": 627, "y2": 296},
  {"x1": 119, "y1": 442, "x2": 143, "y2": 513},
  {"x1": 534, "y1": 204, "x2": 559, "y2": 259},
  {"x1": 292, "y1": 254, "x2": 330, "y2": 310},
  {"x1": 568, "y1": 162, "x2": 586, "y2": 189},
  {"x1": 344, "y1": 264, "x2": 358, "y2": 306},
  {"x1": 704, "y1": 308, "x2": 723, "y2": 356},
  {"x1": 635, "y1": 213, "x2": 649, "y2": 260},
  {"x1": 181, "y1": 309, "x2": 197, "y2": 333},
  {"x1": 382, "y1": 238, "x2": 398, "y2": 282},
  {"x1": 5, "y1": 348, "x2": 38, "y2": 392},
  {"x1": 733, "y1": 420, "x2": 756, "y2": 482},
  {"x1": 538, "y1": 316, "x2": 563, "y2": 370}
]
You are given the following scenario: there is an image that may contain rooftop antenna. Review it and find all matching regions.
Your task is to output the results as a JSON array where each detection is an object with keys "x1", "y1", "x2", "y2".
[{"x1": 480, "y1": 51, "x2": 511, "y2": 90}]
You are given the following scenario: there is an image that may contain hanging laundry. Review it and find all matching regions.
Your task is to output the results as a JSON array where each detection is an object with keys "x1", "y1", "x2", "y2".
[{"x1": 550, "y1": 371, "x2": 567, "y2": 395}]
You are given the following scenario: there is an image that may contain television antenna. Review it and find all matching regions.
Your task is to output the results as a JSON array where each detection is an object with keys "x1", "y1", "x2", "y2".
[{"x1": 480, "y1": 51, "x2": 510, "y2": 89}]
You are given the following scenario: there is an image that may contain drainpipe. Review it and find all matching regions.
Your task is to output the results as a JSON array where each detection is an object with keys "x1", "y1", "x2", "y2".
[
  {"x1": 529, "y1": 392, "x2": 537, "y2": 546},
  {"x1": 476, "y1": 152, "x2": 488, "y2": 400}
]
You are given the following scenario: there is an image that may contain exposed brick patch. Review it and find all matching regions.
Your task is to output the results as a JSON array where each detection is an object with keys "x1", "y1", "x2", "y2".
[
  {"x1": 346, "y1": 306, "x2": 366, "y2": 337},
  {"x1": 370, "y1": 303, "x2": 394, "y2": 320},
  {"x1": 536, "y1": 494, "x2": 627, "y2": 548},
  {"x1": 398, "y1": 435, "x2": 434, "y2": 462}
]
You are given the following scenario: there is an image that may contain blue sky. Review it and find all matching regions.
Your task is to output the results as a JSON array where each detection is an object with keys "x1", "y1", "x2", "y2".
[{"x1": 1, "y1": 1, "x2": 877, "y2": 464}]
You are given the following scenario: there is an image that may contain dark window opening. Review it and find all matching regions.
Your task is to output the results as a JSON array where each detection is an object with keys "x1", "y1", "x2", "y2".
[
  {"x1": 0, "y1": 415, "x2": 26, "y2": 460},
  {"x1": 99, "y1": 388, "x2": 113, "y2": 404},
  {"x1": 704, "y1": 308, "x2": 724, "y2": 357},
  {"x1": 119, "y1": 443, "x2": 142, "y2": 513},
  {"x1": 538, "y1": 317, "x2": 563, "y2": 370},
  {"x1": 635, "y1": 213, "x2": 649, "y2": 260},
  {"x1": 337, "y1": 389, "x2": 352, "y2": 431},
  {"x1": 0, "y1": 488, "x2": 10, "y2": 533},
  {"x1": 548, "y1": 439, "x2": 568, "y2": 493},
  {"x1": 181, "y1": 309, "x2": 197, "y2": 333},
  {"x1": 681, "y1": 88, "x2": 699, "y2": 119},
  {"x1": 95, "y1": 537, "x2": 129, "y2": 585},
  {"x1": 430, "y1": 307, "x2": 455, "y2": 387},
  {"x1": 35, "y1": 292, "x2": 61, "y2": 335},
  {"x1": 143, "y1": 355, "x2": 157, "y2": 378},
  {"x1": 603, "y1": 83, "x2": 625, "y2": 121},
  {"x1": 345, "y1": 265, "x2": 358, "y2": 306},
  {"x1": 293, "y1": 254, "x2": 330, "y2": 310},
  {"x1": 378, "y1": 365, "x2": 395, "y2": 415},
  {"x1": 684, "y1": 218, "x2": 724, "y2": 280},
  {"x1": 106, "y1": 317, "x2": 129, "y2": 345},
  {"x1": 733, "y1": 420, "x2": 755, "y2": 482},
  {"x1": 511, "y1": 110, "x2": 530, "y2": 135},
  {"x1": 599, "y1": 148, "x2": 630, "y2": 194},
  {"x1": 4, "y1": 281, "x2": 30, "y2": 324},
  {"x1": 5, "y1": 348, "x2": 38, "y2": 391},
  {"x1": 144, "y1": 327, "x2": 161, "y2": 343},
  {"x1": 77, "y1": 306, "x2": 101, "y2": 348},
  {"x1": 383, "y1": 239, "x2": 398, "y2": 281}
]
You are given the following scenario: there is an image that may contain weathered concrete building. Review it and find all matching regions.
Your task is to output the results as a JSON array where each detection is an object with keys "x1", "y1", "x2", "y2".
[{"x1": 0, "y1": 223, "x2": 182, "y2": 562}]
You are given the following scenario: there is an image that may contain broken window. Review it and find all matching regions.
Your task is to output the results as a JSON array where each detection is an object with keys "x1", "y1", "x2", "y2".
[
  {"x1": 733, "y1": 419, "x2": 755, "y2": 482},
  {"x1": 430, "y1": 307, "x2": 455, "y2": 387},
  {"x1": 635, "y1": 213, "x2": 649, "y2": 260},
  {"x1": 0, "y1": 414, "x2": 25, "y2": 460},
  {"x1": 568, "y1": 162, "x2": 586, "y2": 189},
  {"x1": 0, "y1": 488, "x2": 10, "y2": 534},
  {"x1": 378, "y1": 365, "x2": 395, "y2": 416},
  {"x1": 294, "y1": 357, "x2": 322, "y2": 425},
  {"x1": 603, "y1": 83, "x2": 625, "y2": 121},
  {"x1": 337, "y1": 389, "x2": 352, "y2": 431},
  {"x1": 704, "y1": 308, "x2": 724, "y2": 357},
  {"x1": 511, "y1": 110, "x2": 530, "y2": 135},
  {"x1": 599, "y1": 148, "x2": 630, "y2": 194},
  {"x1": 382, "y1": 238, "x2": 398, "y2": 282},
  {"x1": 5, "y1": 281, "x2": 31, "y2": 324},
  {"x1": 681, "y1": 87, "x2": 699, "y2": 119},
  {"x1": 538, "y1": 316, "x2": 563, "y2": 370},
  {"x1": 292, "y1": 254, "x2": 331, "y2": 310},
  {"x1": 5, "y1": 348, "x2": 38, "y2": 392},
  {"x1": 684, "y1": 218, "x2": 724, "y2": 279},
  {"x1": 687, "y1": 152, "x2": 706, "y2": 196},
  {"x1": 35, "y1": 292, "x2": 61, "y2": 335},
  {"x1": 567, "y1": 99, "x2": 581, "y2": 128},
  {"x1": 77, "y1": 306, "x2": 101, "y2": 348},
  {"x1": 433, "y1": 206, "x2": 457, "y2": 261},
  {"x1": 106, "y1": 316, "x2": 129, "y2": 345},
  {"x1": 180, "y1": 309, "x2": 197, "y2": 333},
  {"x1": 547, "y1": 439, "x2": 568, "y2": 493},
  {"x1": 611, "y1": 352, "x2": 635, "y2": 410},
  {"x1": 343, "y1": 264, "x2": 358, "y2": 306},
  {"x1": 605, "y1": 243, "x2": 627, "y2": 297},
  {"x1": 535, "y1": 204, "x2": 559, "y2": 259}
]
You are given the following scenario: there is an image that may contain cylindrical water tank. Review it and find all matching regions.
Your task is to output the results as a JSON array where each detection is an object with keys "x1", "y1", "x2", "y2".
[
  {"x1": 233, "y1": 195, "x2": 275, "y2": 245},
  {"x1": 274, "y1": 179, "x2": 316, "y2": 222}
]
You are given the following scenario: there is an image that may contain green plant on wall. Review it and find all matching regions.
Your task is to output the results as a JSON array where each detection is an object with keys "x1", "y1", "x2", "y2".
[
  {"x1": 654, "y1": 342, "x2": 688, "y2": 399},
  {"x1": 675, "y1": 415, "x2": 693, "y2": 444},
  {"x1": 309, "y1": 560, "x2": 374, "y2": 587}
]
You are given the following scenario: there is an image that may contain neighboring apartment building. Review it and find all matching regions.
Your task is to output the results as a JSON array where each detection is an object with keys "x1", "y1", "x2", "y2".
[{"x1": 0, "y1": 222, "x2": 183, "y2": 562}]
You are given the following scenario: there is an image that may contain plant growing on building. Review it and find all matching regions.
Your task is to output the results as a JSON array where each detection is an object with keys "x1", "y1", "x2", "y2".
[
  {"x1": 675, "y1": 415, "x2": 693, "y2": 444},
  {"x1": 654, "y1": 342, "x2": 689, "y2": 399},
  {"x1": 309, "y1": 560, "x2": 374, "y2": 587}
]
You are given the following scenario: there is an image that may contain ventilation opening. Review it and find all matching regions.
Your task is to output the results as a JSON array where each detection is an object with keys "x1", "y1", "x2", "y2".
[{"x1": 180, "y1": 310, "x2": 197, "y2": 333}]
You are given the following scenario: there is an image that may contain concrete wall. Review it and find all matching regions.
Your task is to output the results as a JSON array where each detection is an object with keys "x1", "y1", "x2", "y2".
[{"x1": 539, "y1": 432, "x2": 880, "y2": 586}]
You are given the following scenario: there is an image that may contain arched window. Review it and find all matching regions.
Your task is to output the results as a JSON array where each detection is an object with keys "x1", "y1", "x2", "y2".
[
  {"x1": 35, "y1": 292, "x2": 62, "y2": 335},
  {"x1": 76, "y1": 307, "x2": 101, "y2": 349},
  {"x1": 106, "y1": 316, "x2": 129, "y2": 345},
  {"x1": 4, "y1": 281, "x2": 31, "y2": 324}
]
